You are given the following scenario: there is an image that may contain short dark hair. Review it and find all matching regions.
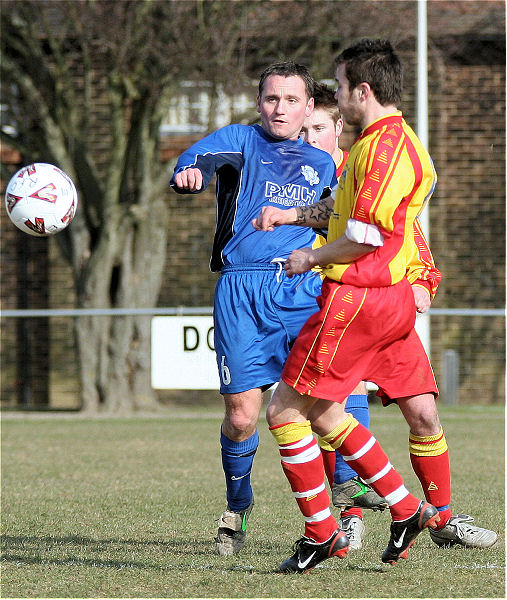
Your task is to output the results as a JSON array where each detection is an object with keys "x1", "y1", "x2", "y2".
[
  {"x1": 258, "y1": 61, "x2": 314, "y2": 100},
  {"x1": 312, "y1": 81, "x2": 342, "y2": 125},
  {"x1": 335, "y1": 39, "x2": 402, "y2": 106}
]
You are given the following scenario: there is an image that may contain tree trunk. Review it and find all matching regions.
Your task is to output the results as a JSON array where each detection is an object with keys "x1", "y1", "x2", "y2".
[{"x1": 76, "y1": 197, "x2": 169, "y2": 413}]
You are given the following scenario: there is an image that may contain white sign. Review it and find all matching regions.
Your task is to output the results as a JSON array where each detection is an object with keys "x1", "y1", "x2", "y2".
[{"x1": 151, "y1": 316, "x2": 219, "y2": 389}]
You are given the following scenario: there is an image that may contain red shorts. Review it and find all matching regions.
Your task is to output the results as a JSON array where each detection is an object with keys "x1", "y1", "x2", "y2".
[{"x1": 282, "y1": 277, "x2": 438, "y2": 403}]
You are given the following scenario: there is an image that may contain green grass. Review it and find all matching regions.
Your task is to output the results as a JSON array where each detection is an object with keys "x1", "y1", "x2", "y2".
[{"x1": 1, "y1": 404, "x2": 504, "y2": 598}]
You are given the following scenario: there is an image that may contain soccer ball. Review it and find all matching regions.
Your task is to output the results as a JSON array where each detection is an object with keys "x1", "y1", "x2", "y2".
[{"x1": 4, "y1": 163, "x2": 78, "y2": 236}]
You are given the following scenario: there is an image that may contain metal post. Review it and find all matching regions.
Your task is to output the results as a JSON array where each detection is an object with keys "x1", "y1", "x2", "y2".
[
  {"x1": 442, "y1": 349, "x2": 459, "y2": 405},
  {"x1": 415, "y1": 0, "x2": 431, "y2": 355}
]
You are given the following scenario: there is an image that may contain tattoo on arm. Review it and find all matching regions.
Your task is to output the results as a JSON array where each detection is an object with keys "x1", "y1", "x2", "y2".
[{"x1": 295, "y1": 198, "x2": 334, "y2": 227}]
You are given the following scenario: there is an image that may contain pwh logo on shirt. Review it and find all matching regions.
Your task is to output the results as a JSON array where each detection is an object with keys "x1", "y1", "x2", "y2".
[{"x1": 264, "y1": 181, "x2": 317, "y2": 206}]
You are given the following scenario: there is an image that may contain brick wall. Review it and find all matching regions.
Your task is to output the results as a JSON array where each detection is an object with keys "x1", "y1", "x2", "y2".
[
  {"x1": 1, "y1": 151, "x2": 51, "y2": 406},
  {"x1": 426, "y1": 62, "x2": 505, "y2": 404}
]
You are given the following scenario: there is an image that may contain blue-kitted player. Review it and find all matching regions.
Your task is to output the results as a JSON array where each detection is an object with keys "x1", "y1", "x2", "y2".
[{"x1": 170, "y1": 61, "x2": 385, "y2": 556}]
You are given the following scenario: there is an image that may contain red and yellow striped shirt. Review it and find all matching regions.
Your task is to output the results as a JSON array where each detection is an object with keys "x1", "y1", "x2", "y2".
[{"x1": 324, "y1": 112, "x2": 437, "y2": 288}]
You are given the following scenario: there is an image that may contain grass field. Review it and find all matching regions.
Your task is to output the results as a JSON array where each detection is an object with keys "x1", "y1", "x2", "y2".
[{"x1": 1, "y1": 403, "x2": 504, "y2": 599}]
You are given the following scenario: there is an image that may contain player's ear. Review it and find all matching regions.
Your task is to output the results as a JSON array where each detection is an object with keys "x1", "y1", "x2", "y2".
[
  {"x1": 305, "y1": 97, "x2": 314, "y2": 117},
  {"x1": 256, "y1": 95, "x2": 261, "y2": 114},
  {"x1": 358, "y1": 82, "x2": 371, "y2": 101},
  {"x1": 335, "y1": 118, "x2": 344, "y2": 138}
]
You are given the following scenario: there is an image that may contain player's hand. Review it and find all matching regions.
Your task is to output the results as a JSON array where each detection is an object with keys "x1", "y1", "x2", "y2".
[
  {"x1": 284, "y1": 247, "x2": 317, "y2": 277},
  {"x1": 173, "y1": 168, "x2": 203, "y2": 191},
  {"x1": 412, "y1": 286, "x2": 431, "y2": 313},
  {"x1": 252, "y1": 206, "x2": 297, "y2": 231}
]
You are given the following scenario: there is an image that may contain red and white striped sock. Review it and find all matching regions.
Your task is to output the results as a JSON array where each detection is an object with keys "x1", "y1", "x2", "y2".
[
  {"x1": 270, "y1": 420, "x2": 338, "y2": 542},
  {"x1": 322, "y1": 414, "x2": 421, "y2": 521}
]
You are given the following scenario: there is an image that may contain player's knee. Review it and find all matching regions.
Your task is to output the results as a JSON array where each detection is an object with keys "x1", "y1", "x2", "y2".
[
  {"x1": 407, "y1": 406, "x2": 441, "y2": 436},
  {"x1": 265, "y1": 402, "x2": 277, "y2": 427},
  {"x1": 223, "y1": 390, "x2": 262, "y2": 438},
  {"x1": 223, "y1": 408, "x2": 259, "y2": 439},
  {"x1": 414, "y1": 417, "x2": 441, "y2": 436},
  {"x1": 398, "y1": 394, "x2": 441, "y2": 436}
]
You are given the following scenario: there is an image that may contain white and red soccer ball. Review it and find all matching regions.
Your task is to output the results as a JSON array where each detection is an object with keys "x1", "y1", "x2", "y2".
[{"x1": 4, "y1": 163, "x2": 78, "y2": 236}]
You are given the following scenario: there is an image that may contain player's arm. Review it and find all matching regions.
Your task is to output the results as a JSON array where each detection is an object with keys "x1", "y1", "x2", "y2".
[
  {"x1": 252, "y1": 192, "x2": 334, "y2": 231},
  {"x1": 282, "y1": 201, "x2": 385, "y2": 277},
  {"x1": 171, "y1": 154, "x2": 217, "y2": 194},
  {"x1": 170, "y1": 125, "x2": 243, "y2": 194},
  {"x1": 283, "y1": 233, "x2": 377, "y2": 277},
  {"x1": 406, "y1": 218, "x2": 442, "y2": 313}
]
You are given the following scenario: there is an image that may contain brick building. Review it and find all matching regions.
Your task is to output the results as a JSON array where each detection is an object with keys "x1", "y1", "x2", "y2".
[{"x1": 1, "y1": 9, "x2": 505, "y2": 408}]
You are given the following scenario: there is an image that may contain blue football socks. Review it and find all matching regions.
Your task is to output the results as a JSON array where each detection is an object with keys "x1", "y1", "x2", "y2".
[
  {"x1": 220, "y1": 428, "x2": 259, "y2": 512},
  {"x1": 334, "y1": 394, "x2": 370, "y2": 484}
]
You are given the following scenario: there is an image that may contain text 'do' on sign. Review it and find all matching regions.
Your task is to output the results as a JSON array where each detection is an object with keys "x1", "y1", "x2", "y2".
[{"x1": 151, "y1": 316, "x2": 219, "y2": 389}]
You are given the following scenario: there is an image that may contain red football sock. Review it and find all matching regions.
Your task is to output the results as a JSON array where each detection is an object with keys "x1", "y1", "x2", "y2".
[
  {"x1": 322, "y1": 415, "x2": 421, "y2": 521},
  {"x1": 340, "y1": 506, "x2": 363, "y2": 519},
  {"x1": 320, "y1": 448, "x2": 336, "y2": 488},
  {"x1": 270, "y1": 421, "x2": 338, "y2": 542},
  {"x1": 409, "y1": 429, "x2": 452, "y2": 528}
]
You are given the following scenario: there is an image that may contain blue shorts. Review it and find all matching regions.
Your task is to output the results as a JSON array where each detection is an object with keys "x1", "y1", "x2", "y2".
[{"x1": 213, "y1": 263, "x2": 322, "y2": 394}]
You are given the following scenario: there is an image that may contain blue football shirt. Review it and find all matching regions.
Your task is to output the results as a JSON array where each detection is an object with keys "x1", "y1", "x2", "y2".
[{"x1": 170, "y1": 124, "x2": 337, "y2": 271}]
